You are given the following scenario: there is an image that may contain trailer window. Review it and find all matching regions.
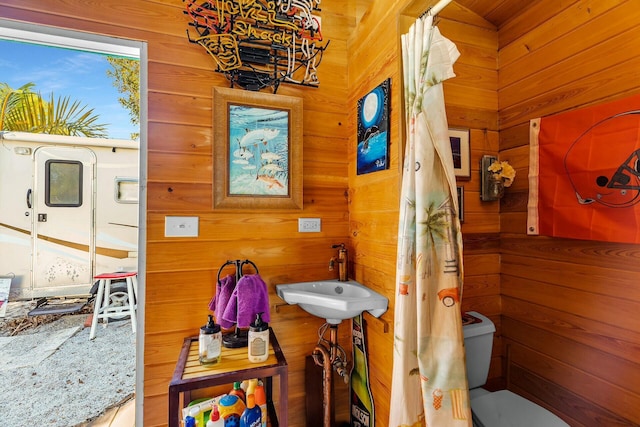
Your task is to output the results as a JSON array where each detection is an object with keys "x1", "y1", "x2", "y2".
[
  {"x1": 45, "y1": 160, "x2": 83, "y2": 207},
  {"x1": 116, "y1": 178, "x2": 138, "y2": 203}
]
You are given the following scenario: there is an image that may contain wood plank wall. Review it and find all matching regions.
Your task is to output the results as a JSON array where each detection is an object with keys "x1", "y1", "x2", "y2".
[
  {"x1": 347, "y1": 1, "x2": 503, "y2": 425},
  {"x1": 0, "y1": 1, "x2": 354, "y2": 426},
  {"x1": 8, "y1": 1, "x2": 638, "y2": 426},
  {"x1": 497, "y1": 1, "x2": 640, "y2": 425}
]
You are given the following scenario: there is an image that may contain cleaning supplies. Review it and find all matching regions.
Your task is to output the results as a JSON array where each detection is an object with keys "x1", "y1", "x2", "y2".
[
  {"x1": 245, "y1": 378, "x2": 258, "y2": 396},
  {"x1": 199, "y1": 314, "x2": 222, "y2": 365},
  {"x1": 240, "y1": 394, "x2": 261, "y2": 427},
  {"x1": 254, "y1": 380, "x2": 267, "y2": 427},
  {"x1": 218, "y1": 394, "x2": 246, "y2": 424},
  {"x1": 248, "y1": 312, "x2": 269, "y2": 363},
  {"x1": 188, "y1": 406, "x2": 203, "y2": 426},
  {"x1": 229, "y1": 381, "x2": 246, "y2": 403},
  {"x1": 206, "y1": 404, "x2": 224, "y2": 427}
]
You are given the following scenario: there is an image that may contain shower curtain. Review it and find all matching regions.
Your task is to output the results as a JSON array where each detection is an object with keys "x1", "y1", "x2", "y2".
[{"x1": 388, "y1": 14, "x2": 471, "y2": 427}]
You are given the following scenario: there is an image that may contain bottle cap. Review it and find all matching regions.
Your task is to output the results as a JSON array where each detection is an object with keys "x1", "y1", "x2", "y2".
[
  {"x1": 185, "y1": 416, "x2": 196, "y2": 427},
  {"x1": 201, "y1": 314, "x2": 221, "y2": 334},
  {"x1": 249, "y1": 312, "x2": 268, "y2": 331}
]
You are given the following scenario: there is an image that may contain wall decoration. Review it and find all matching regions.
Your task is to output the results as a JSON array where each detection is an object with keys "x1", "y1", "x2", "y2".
[
  {"x1": 213, "y1": 87, "x2": 302, "y2": 209},
  {"x1": 457, "y1": 186, "x2": 464, "y2": 223},
  {"x1": 183, "y1": 0, "x2": 329, "y2": 93},
  {"x1": 528, "y1": 92, "x2": 640, "y2": 244},
  {"x1": 449, "y1": 128, "x2": 470, "y2": 179},
  {"x1": 357, "y1": 78, "x2": 390, "y2": 175}
]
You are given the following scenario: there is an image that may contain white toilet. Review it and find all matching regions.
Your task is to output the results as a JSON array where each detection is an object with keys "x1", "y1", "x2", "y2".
[{"x1": 463, "y1": 311, "x2": 569, "y2": 427}]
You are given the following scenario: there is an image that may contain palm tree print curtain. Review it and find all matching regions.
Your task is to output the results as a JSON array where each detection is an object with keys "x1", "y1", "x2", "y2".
[{"x1": 388, "y1": 15, "x2": 471, "y2": 427}]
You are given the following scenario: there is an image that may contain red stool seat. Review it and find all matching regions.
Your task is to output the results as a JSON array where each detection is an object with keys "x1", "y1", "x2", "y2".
[{"x1": 94, "y1": 272, "x2": 138, "y2": 280}]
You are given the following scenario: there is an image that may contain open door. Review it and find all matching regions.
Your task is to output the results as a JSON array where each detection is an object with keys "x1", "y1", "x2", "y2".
[{"x1": 32, "y1": 146, "x2": 96, "y2": 296}]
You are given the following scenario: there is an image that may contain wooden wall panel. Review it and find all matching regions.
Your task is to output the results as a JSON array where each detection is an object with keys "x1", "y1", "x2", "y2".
[
  {"x1": 0, "y1": 1, "x2": 354, "y2": 426},
  {"x1": 497, "y1": 1, "x2": 640, "y2": 425},
  {"x1": 12, "y1": 1, "x2": 640, "y2": 426}
]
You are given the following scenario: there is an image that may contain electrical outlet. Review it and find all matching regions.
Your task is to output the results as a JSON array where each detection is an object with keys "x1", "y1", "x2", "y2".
[
  {"x1": 165, "y1": 216, "x2": 199, "y2": 237},
  {"x1": 298, "y1": 218, "x2": 321, "y2": 232}
]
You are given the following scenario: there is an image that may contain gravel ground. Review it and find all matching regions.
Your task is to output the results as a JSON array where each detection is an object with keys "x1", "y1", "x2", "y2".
[{"x1": 0, "y1": 300, "x2": 135, "y2": 427}]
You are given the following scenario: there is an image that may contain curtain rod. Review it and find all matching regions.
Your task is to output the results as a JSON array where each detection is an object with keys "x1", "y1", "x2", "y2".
[{"x1": 421, "y1": 0, "x2": 453, "y2": 18}]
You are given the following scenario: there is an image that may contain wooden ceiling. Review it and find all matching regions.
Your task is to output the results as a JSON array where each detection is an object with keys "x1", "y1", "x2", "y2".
[{"x1": 455, "y1": 0, "x2": 535, "y2": 28}]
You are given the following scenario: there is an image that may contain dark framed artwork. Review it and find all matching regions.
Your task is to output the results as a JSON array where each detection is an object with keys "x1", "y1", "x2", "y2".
[
  {"x1": 357, "y1": 78, "x2": 391, "y2": 175},
  {"x1": 213, "y1": 87, "x2": 303, "y2": 209},
  {"x1": 457, "y1": 185, "x2": 464, "y2": 223},
  {"x1": 449, "y1": 128, "x2": 471, "y2": 180}
]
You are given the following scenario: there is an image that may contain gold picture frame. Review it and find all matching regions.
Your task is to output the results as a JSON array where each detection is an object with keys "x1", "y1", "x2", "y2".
[{"x1": 213, "y1": 87, "x2": 303, "y2": 210}]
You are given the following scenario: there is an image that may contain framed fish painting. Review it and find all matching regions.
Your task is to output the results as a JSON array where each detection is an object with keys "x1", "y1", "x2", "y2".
[
  {"x1": 213, "y1": 87, "x2": 303, "y2": 209},
  {"x1": 357, "y1": 78, "x2": 391, "y2": 175}
]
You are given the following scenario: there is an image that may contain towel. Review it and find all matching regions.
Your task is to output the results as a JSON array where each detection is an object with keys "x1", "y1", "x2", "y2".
[
  {"x1": 209, "y1": 274, "x2": 236, "y2": 328},
  {"x1": 222, "y1": 274, "x2": 271, "y2": 328}
]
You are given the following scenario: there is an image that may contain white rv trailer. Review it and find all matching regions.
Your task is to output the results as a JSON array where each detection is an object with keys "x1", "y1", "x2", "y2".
[{"x1": 0, "y1": 131, "x2": 139, "y2": 300}]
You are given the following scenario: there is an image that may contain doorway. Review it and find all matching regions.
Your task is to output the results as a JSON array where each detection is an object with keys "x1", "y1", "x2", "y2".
[{"x1": 0, "y1": 18, "x2": 147, "y2": 426}]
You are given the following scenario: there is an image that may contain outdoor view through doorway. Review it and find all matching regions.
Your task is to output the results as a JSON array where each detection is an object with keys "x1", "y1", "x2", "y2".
[{"x1": 0, "y1": 19, "x2": 146, "y2": 427}]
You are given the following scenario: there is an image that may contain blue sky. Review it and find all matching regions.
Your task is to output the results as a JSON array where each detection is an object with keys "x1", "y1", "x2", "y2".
[{"x1": 0, "y1": 39, "x2": 138, "y2": 140}]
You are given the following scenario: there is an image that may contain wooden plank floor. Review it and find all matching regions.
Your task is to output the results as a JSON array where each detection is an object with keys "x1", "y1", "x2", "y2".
[{"x1": 84, "y1": 398, "x2": 135, "y2": 427}]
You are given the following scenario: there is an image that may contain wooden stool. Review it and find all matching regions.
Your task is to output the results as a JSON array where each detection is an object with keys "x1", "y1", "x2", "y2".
[{"x1": 90, "y1": 271, "x2": 138, "y2": 340}]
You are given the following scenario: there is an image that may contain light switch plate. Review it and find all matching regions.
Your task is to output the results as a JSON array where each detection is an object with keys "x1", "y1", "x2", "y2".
[
  {"x1": 165, "y1": 216, "x2": 199, "y2": 237},
  {"x1": 298, "y1": 218, "x2": 321, "y2": 232}
]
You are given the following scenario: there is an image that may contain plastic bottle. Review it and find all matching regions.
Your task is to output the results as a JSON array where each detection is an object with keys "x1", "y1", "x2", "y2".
[
  {"x1": 240, "y1": 394, "x2": 261, "y2": 427},
  {"x1": 206, "y1": 404, "x2": 224, "y2": 427},
  {"x1": 218, "y1": 394, "x2": 246, "y2": 423},
  {"x1": 229, "y1": 381, "x2": 246, "y2": 403},
  {"x1": 248, "y1": 312, "x2": 269, "y2": 363},
  {"x1": 199, "y1": 314, "x2": 222, "y2": 365},
  {"x1": 254, "y1": 380, "x2": 267, "y2": 427},
  {"x1": 245, "y1": 378, "x2": 258, "y2": 397}
]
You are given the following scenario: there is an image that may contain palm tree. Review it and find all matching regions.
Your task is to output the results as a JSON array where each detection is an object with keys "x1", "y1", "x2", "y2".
[{"x1": 0, "y1": 82, "x2": 107, "y2": 137}]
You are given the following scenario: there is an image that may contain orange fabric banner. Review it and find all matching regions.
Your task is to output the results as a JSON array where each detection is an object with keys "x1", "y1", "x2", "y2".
[{"x1": 528, "y1": 93, "x2": 640, "y2": 244}]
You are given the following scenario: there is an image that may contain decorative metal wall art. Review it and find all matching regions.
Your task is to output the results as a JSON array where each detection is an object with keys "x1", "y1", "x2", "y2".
[{"x1": 183, "y1": 0, "x2": 329, "y2": 92}]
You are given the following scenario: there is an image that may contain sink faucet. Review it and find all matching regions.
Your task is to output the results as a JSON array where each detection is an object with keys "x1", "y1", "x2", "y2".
[{"x1": 329, "y1": 243, "x2": 348, "y2": 281}]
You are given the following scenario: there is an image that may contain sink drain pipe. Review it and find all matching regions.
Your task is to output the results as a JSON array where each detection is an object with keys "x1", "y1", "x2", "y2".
[{"x1": 312, "y1": 323, "x2": 349, "y2": 427}]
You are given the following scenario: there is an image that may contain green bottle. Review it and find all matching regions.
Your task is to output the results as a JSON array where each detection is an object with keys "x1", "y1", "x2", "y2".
[{"x1": 350, "y1": 314, "x2": 374, "y2": 427}]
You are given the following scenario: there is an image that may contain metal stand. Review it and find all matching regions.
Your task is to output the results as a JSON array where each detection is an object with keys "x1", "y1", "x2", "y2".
[{"x1": 215, "y1": 259, "x2": 258, "y2": 348}]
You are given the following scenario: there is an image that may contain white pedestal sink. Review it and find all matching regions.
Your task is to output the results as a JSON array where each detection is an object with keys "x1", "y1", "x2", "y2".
[{"x1": 275, "y1": 279, "x2": 388, "y2": 324}]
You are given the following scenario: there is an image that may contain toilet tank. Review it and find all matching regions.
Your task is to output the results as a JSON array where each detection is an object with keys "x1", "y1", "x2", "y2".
[{"x1": 463, "y1": 311, "x2": 496, "y2": 389}]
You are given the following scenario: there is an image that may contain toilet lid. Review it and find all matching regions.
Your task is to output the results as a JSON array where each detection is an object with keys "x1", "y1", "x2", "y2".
[{"x1": 471, "y1": 390, "x2": 569, "y2": 427}]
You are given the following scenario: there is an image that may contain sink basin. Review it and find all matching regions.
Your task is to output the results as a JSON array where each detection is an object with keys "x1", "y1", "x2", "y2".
[{"x1": 275, "y1": 279, "x2": 388, "y2": 324}]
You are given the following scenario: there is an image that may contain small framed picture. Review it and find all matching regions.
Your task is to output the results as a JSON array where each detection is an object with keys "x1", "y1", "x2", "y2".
[
  {"x1": 457, "y1": 186, "x2": 464, "y2": 223},
  {"x1": 449, "y1": 128, "x2": 471, "y2": 180}
]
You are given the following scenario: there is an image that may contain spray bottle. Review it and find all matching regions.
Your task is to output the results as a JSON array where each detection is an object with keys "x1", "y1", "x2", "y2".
[
  {"x1": 240, "y1": 394, "x2": 261, "y2": 427},
  {"x1": 254, "y1": 380, "x2": 267, "y2": 427}
]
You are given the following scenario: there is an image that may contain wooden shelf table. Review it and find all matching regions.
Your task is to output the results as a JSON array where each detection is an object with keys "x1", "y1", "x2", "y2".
[{"x1": 168, "y1": 328, "x2": 288, "y2": 427}]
